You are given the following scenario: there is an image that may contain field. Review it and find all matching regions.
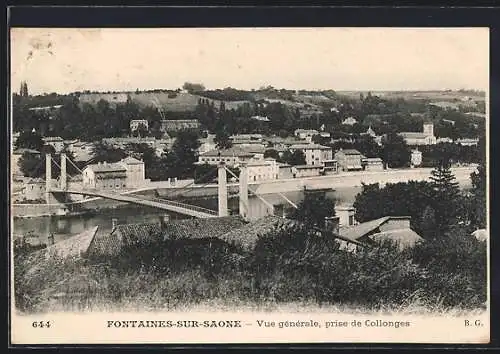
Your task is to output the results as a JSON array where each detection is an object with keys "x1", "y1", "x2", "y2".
[
  {"x1": 337, "y1": 90, "x2": 486, "y2": 102},
  {"x1": 78, "y1": 91, "x2": 252, "y2": 112}
]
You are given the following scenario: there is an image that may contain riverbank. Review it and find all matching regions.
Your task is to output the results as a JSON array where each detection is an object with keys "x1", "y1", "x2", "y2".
[{"x1": 12, "y1": 166, "x2": 476, "y2": 219}]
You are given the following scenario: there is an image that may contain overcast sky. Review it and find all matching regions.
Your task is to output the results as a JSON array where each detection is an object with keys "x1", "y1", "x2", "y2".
[{"x1": 11, "y1": 28, "x2": 489, "y2": 95}]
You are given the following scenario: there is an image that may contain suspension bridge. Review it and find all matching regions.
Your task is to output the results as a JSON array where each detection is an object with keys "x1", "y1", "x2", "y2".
[{"x1": 40, "y1": 152, "x2": 298, "y2": 220}]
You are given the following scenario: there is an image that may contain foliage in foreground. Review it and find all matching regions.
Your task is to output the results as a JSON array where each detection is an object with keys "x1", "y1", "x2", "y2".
[{"x1": 13, "y1": 223, "x2": 486, "y2": 314}]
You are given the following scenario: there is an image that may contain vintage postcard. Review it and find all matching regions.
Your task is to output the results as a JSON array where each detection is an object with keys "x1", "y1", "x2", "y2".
[{"x1": 10, "y1": 27, "x2": 489, "y2": 345}]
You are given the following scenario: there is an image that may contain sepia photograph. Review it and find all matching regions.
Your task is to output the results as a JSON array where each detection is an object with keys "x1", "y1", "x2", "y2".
[{"x1": 9, "y1": 27, "x2": 489, "y2": 344}]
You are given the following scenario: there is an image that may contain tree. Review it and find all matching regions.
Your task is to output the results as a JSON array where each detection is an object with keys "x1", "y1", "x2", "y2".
[
  {"x1": 429, "y1": 160, "x2": 461, "y2": 234},
  {"x1": 18, "y1": 152, "x2": 44, "y2": 178},
  {"x1": 264, "y1": 149, "x2": 280, "y2": 160},
  {"x1": 382, "y1": 132, "x2": 411, "y2": 168},
  {"x1": 14, "y1": 131, "x2": 44, "y2": 151},
  {"x1": 353, "y1": 181, "x2": 436, "y2": 236},
  {"x1": 133, "y1": 122, "x2": 149, "y2": 138},
  {"x1": 91, "y1": 142, "x2": 127, "y2": 163},
  {"x1": 182, "y1": 82, "x2": 205, "y2": 94},
  {"x1": 166, "y1": 130, "x2": 201, "y2": 178},
  {"x1": 214, "y1": 130, "x2": 233, "y2": 150},
  {"x1": 281, "y1": 150, "x2": 306, "y2": 166},
  {"x1": 289, "y1": 191, "x2": 336, "y2": 229}
]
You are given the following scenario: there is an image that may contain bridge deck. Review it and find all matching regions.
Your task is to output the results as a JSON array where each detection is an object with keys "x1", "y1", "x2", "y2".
[{"x1": 49, "y1": 188, "x2": 218, "y2": 218}]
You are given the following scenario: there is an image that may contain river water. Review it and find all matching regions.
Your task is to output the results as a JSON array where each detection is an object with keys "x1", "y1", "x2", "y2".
[{"x1": 12, "y1": 187, "x2": 360, "y2": 243}]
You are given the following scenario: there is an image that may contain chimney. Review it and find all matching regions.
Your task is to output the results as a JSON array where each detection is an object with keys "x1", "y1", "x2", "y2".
[
  {"x1": 111, "y1": 218, "x2": 118, "y2": 230},
  {"x1": 324, "y1": 216, "x2": 340, "y2": 235},
  {"x1": 160, "y1": 214, "x2": 170, "y2": 229}
]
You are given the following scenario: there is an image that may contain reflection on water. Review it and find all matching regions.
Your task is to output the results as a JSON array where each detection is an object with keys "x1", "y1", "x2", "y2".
[{"x1": 13, "y1": 187, "x2": 361, "y2": 242}]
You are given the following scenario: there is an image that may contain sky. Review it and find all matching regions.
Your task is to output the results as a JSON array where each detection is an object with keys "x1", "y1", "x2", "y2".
[{"x1": 10, "y1": 27, "x2": 489, "y2": 95}]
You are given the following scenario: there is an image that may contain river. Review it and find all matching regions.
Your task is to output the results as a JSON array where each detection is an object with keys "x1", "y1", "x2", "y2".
[{"x1": 12, "y1": 186, "x2": 361, "y2": 244}]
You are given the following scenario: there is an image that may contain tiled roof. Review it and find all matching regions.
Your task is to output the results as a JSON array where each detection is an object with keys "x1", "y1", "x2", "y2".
[
  {"x1": 202, "y1": 147, "x2": 255, "y2": 157},
  {"x1": 293, "y1": 164, "x2": 323, "y2": 169},
  {"x1": 219, "y1": 216, "x2": 297, "y2": 251},
  {"x1": 339, "y1": 216, "x2": 391, "y2": 241},
  {"x1": 290, "y1": 144, "x2": 331, "y2": 150},
  {"x1": 336, "y1": 149, "x2": 362, "y2": 155},
  {"x1": 370, "y1": 229, "x2": 424, "y2": 250},
  {"x1": 121, "y1": 156, "x2": 143, "y2": 165},
  {"x1": 87, "y1": 216, "x2": 247, "y2": 257},
  {"x1": 339, "y1": 216, "x2": 414, "y2": 242},
  {"x1": 86, "y1": 162, "x2": 127, "y2": 173}
]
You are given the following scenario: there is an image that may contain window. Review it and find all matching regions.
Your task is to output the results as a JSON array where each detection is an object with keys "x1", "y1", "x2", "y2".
[{"x1": 349, "y1": 215, "x2": 354, "y2": 226}]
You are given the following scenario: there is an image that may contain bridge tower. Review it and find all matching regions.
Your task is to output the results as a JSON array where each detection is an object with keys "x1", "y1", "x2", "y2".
[
  {"x1": 218, "y1": 162, "x2": 228, "y2": 217},
  {"x1": 60, "y1": 152, "x2": 67, "y2": 190},
  {"x1": 45, "y1": 153, "x2": 52, "y2": 204},
  {"x1": 239, "y1": 162, "x2": 249, "y2": 220}
]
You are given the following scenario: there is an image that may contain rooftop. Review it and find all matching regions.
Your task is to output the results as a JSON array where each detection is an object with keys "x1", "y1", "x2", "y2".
[
  {"x1": 339, "y1": 216, "x2": 413, "y2": 241},
  {"x1": 87, "y1": 216, "x2": 247, "y2": 257},
  {"x1": 293, "y1": 164, "x2": 323, "y2": 169},
  {"x1": 86, "y1": 162, "x2": 127, "y2": 173},
  {"x1": 336, "y1": 149, "x2": 362, "y2": 155},
  {"x1": 219, "y1": 216, "x2": 297, "y2": 251},
  {"x1": 202, "y1": 147, "x2": 256, "y2": 158},
  {"x1": 290, "y1": 143, "x2": 331, "y2": 150},
  {"x1": 121, "y1": 156, "x2": 143, "y2": 165}
]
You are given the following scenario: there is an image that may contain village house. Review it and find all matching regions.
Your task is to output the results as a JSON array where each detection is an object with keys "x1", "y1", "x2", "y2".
[
  {"x1": 399, "y1": 122, "x2": 437, "y2": 146},
  {"x1": 82, "y1": 162, "x2": 127, "y2": 190},
  {"x1": 294, "y1": 129, "x2": 319, "y2": 141},
  {"x1": 335, "y1": 205, "x2": 357, "y2": 228},
  {"x1": 291, "y1": 165, "x2": 323, "y2": 178},
  {"x1": 338, "y1": 216, "x2": 424, "y2": 251},
  {"x1": 160, "y1": 119, "x2": 201, "y2": 133},
  {"x1": 456, "y1": 138, "x2": 479, "y2": 146},
  {"x1": 278, "y1": 163, "x2": 293, "y2": 179},
  {"x1": 246, "y1": 158, "x2": 280, "y2": 182},
  {"x1": 323, "y1": 159, "x2": 339, "y2": 175},
  {"x1": 362, "y1": 157, "x2": 384, "y2": 171},
  {"x1": 129, "y1": 119, "x2": 149, "y2": 132},
  {"x1": 230, "y1": 134, "x2": 266, "y2": 150},
  {"x1": 289, "y1": 143, "x2": 333, "y2": 166},
  {"x1": 82, "y1": 157, "x2": 147, "y2": 190},
  {"x1": 410, "y1": 149, "x2": 423, "y2": 167},
  {"x1": 197, "y1": 147, "x2": 256, "y2": 167},
  {"x1": 342, "y1": 116, "x2": 358, "y2": 126},
  {"x1": 437, "y1": 137, "x2": 454, "y2": 144},
  {"x1": 334, "y1": 149, "x2": 364, "y2": 171}
]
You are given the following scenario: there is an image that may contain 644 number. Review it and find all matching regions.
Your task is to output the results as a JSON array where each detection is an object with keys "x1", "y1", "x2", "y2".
[{"x1": 32, "y1": 321, "x2": 51, "y2": 328}]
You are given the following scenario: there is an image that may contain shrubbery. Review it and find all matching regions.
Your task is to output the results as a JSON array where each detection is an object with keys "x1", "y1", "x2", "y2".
[{"x1": 13, "y1": 221, "x2": 487, "y2": 313}]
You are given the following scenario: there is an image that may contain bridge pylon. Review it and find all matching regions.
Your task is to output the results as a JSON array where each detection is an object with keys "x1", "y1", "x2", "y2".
[
  {"x1": 218, "y1": 162, "x2": 228, "y2": 217},
  {"x1": 45, "y1": 153, "x2": 52, "y2": 204}
]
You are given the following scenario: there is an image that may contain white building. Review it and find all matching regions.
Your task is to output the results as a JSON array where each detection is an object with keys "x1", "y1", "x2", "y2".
[
  {"x1": 246, "y1": 158, "x2": 279, "y2": 182},
  {"x1": 294, "y1": 129, "x2": 319, "y2": 140},
  {"x1": 400, "y1": 122, "x2": 437, "y2": 146},
  {"x1": 289, "y1": 143, "x2": 333, "y2": 166},
  {"x1": 130, "y1": 119, "x2": 149, "y2": 132},
  {"x1": 82, "y1": 157, "x2": 146, "y2": 190},
  {"x1": 197, "y1": 147, "x2": 255, "y2": 167},
  {"x1": 456, "y1": 138, "x2": 479, "y2": 146},
  {"x1": 411, "y1": 149, "x2": 423, "y2": 167},
  {"x1": 342, "y1": 117, "x2": 358, "y2": 126}
]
